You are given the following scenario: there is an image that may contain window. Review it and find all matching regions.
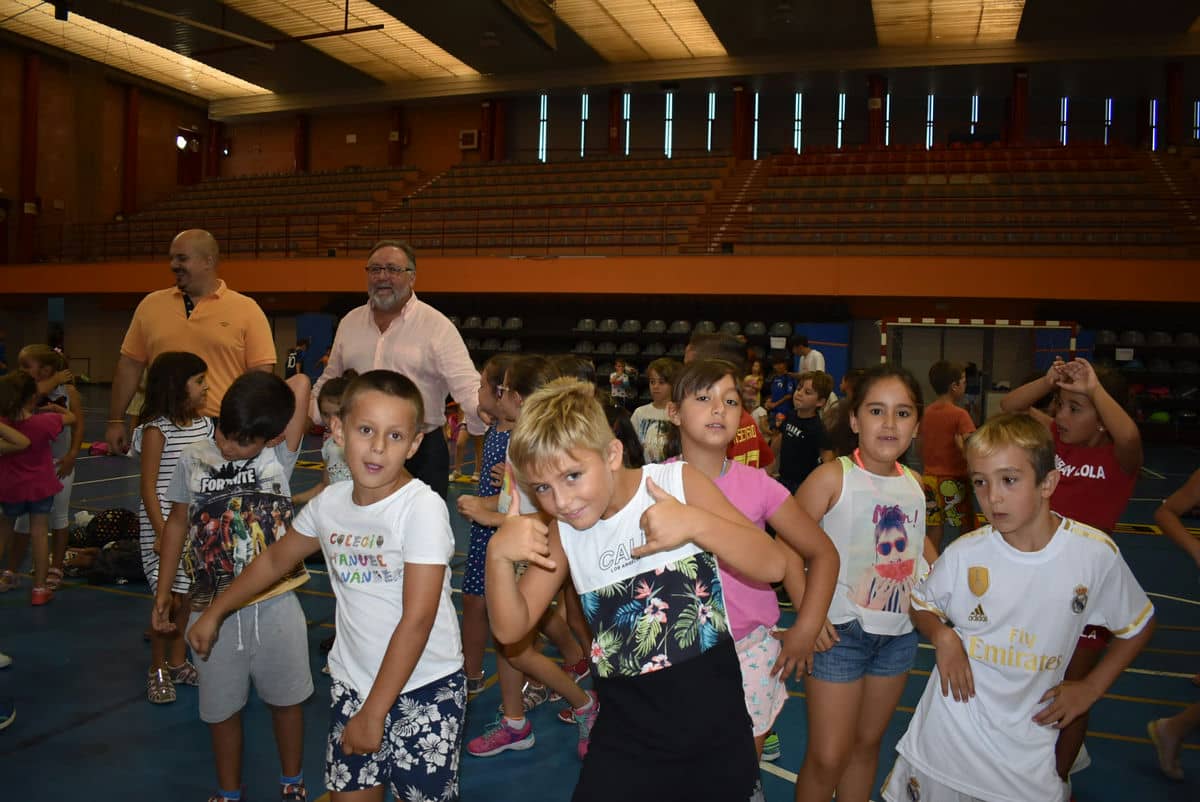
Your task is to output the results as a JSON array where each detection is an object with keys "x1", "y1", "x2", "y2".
[
  {"x1": 664, "y1": 90, "x2": 674, "y2": 158},
  {"x1": 580, "y1": 93, "x2": 589, "y2": 158},
  {"x1": 925, "y1": 93, "x2": 935, "y2": 150},
  {"x1": 970, "y1": 94, "x2": 979, "y2": 135},
  {"x1": 1150, "y1": 98, "x2": 1159, "y2": 152},
  {"x1": 623, "y1": 91, "x2": 632, "y2": 157},
  {"x1": 707, "y1": 91, "x2": 716, "y2": 152},
  {"x1": 793, "y1": 92, "x2": 803, "y2": 153},
  {"x1": 1058, "y1": 96, "x2": 1069, "y2": 147},
  {"x1": 1104, "y1": 97, "x2": 1113, "y2": 146},
  {"x1": 836, "y1": 92, "x2": 846, "y2": 150},
  {"x1": 752, "y1": 92, "x2": 760, "y2": 160},
  {"x1": 537, "y1": 92, "x2": 548, "y2": 163},
  {"x1": 885, "y1": 92, "x2": 891, "y2": 147}
]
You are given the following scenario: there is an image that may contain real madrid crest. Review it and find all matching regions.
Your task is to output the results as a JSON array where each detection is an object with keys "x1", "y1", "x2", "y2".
[
  {"x1": 1072, "y1": 584, "x2": 1088, "y2": 614},
  {"x1": 968, "y1": 566, "x2": 990, "y2": 597}
]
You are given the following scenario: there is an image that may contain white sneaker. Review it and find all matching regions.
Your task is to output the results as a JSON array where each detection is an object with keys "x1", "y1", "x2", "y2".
[{"x1": 0, "y1": 651, "x2": 11, "y2": 669}]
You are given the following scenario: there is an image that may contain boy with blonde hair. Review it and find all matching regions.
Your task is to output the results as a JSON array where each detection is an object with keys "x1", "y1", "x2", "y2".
[{"x1": 883, "y1": 413, "x2": 1154, "y2": 802}]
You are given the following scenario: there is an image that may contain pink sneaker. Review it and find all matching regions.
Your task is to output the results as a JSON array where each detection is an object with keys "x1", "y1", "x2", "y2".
[
  {"x1": 562, "y1": 657, "x2": 591, "y2": 682},
  {"x1": 30, "y1": 586, "x2": 54, "y2": 606},
  {"x1": 572, "y1": 690, "x2": 600, "y2": 759},
  {"x1": 467, "y1": 716, "x2": 535, "y2": 757}
]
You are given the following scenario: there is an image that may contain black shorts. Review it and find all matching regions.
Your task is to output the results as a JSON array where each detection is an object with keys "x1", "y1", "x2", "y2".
[{"x1": 572, "y1": 639, "x2": 760, "y2": 802}]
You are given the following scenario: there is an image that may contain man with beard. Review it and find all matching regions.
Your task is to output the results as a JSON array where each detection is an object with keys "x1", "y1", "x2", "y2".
[
  {"x1": 105, "y1": 229, "x2": 275, "y2": 454},
  {"x1": 310, "y1": 240, "x2": 483, "y2": 498}
]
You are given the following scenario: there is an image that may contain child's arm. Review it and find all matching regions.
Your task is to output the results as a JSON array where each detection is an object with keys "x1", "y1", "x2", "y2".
[
  {"x1": 1060, "y1": 358, "x2": 1142, "y2": 475},
  {"x1": 999, "y1": 360, "x2": 1060, "y2": 429},
  {"x1": 1034, "y1": 617, "x2": 1155, "y2": 729},
  {"x1": 913, "y1": 609, "x2": 975, "y2": 702},
  {"x1": 138, "y1": 426, "x2": 168, "y2": 546},
  {"x1": 1153, "y1": 468, "x2": 1200, "y2": 569},
  {"x1": 282, "y1": 374, "x2": 312, "y2": 452},
  {"x1": 766, "y1": 496, "x2": 839, "y2": 679},
  {"x1": 151, "y1": 503, "x2": 191, "y2": 632},
  {"x1": 292, "y1": 469, "x2": 330, "y2": 505},
  {"x1": 638, "y1": 467, "x2": 784, "y2": 584},
  {"x1": 186, "y1": 529, "x2": 321, "y2": 657},
  {"x1": 0, "y1": 420, "x2": 30, "y2": 454},
  {"x1": 57, "y1": 385, "x2": 84, "y2": 479},
  {"x1": 456, "y1": 493, "x2": 503, "y2": 527},
  {"x1": 340, "y1": 561, "x2": 447, "y2": 756},
  {"x1": 792, "y1": 460, "x2": 846, "y2": 650},
  {"x1": 486, "y1": 490, "x2": 572, "y2": 644},
  {"x1": 34, "y1": 370, "x2": 72, "y2": 396},
  {"x1": 37, "y1": 402, "x2": 76, "y2": 427}
]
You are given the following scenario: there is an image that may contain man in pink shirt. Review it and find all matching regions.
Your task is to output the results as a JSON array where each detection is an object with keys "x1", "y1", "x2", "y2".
[{"x1": 311, "y1": 240, "x2": 483, "y2": 498}]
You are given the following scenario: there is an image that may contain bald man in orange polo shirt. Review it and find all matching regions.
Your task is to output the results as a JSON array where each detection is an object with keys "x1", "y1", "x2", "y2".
[{"x1": 105, "y1": 229, "x2": 276, "y2": 453}]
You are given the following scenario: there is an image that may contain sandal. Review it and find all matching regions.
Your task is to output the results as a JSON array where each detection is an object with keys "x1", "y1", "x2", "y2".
[
  {"x1": 0, "y1": 570, "x2": 16, "y2": 593},
  {"x1": 168, "y1": 660, "x2": 199, "y2": 687},
  {"x1": 146, "y1": 667, "x2": 177, "y2": 704},
  {"x1": 45, "y1": 567, "x2": 64, "y2": 591}
]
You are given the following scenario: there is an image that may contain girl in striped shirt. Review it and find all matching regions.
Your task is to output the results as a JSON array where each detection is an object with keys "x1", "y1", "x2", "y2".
[{"x1": 132, "y1": 352, "x2": 214, "y2": 705}]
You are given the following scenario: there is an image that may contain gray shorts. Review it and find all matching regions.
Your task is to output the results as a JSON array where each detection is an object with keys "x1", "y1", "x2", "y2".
[{"x1": 187, "y1": 591, "x2": 313, "y2": 724}]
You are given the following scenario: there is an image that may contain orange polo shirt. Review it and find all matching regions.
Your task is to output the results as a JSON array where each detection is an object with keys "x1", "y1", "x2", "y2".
[{"x1": 120, "y1": 280, "x2": 275, "y2": 417}]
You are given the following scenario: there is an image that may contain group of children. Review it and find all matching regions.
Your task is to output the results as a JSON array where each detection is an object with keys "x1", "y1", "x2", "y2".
[{"x1": 0, "y1": 329, "x2": 1187, "y2": 802}]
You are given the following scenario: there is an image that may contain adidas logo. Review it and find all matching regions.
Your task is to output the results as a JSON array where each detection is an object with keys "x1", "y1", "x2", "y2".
[{"x1": 967, "y1": 604, "x2": 989, "y2": 623}]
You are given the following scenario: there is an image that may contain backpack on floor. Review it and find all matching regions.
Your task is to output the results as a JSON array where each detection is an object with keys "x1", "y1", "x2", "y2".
[
  {"x1": 87, "y1": 541, "x2": 145, "y2": 585},
  {"x1": 84, "y1": 508, "x2": 139, "y2": 547}
]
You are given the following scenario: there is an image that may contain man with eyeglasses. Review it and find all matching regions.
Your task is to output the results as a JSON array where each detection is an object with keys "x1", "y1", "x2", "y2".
[
  {"x1": 310, "y1": 240, "x2": 483, "y2": 498},
  {"x1": 105, "y1": 229, "x2": 275, "y2": 454}
]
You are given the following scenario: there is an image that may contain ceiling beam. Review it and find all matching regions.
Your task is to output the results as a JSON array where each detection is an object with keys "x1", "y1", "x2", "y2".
[{"x1": 210, "y1": 33, "x2": 1200, "y2": 120}]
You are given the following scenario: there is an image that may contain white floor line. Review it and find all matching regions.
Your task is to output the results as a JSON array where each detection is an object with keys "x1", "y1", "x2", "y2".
[
  {"x1": 1146, "y1": 591, "x2": 1200, "y2": 606},
  {"x1": 73, "y1": 473, "x2": 141, "y2": 486},
  {"x1": 759, "y1": 761, "x2": 798, "y2": 783},
  {"x1": 1125, "y1": 667, "x2": 1197, "y2": 679}
]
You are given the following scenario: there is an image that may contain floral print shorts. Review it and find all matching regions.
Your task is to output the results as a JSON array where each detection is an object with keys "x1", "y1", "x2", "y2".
[
  {"x1": 326, "y1": 671, "x2": 466, "y2": 801},
  {"x1": 734, "y1": 625, "x2": 788, "y2": 736}
]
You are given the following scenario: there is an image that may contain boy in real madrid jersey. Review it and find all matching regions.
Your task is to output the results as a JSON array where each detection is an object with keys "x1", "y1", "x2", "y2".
[{"x1": 883, "y1": 414, "x2": 1154, "y2": 802}]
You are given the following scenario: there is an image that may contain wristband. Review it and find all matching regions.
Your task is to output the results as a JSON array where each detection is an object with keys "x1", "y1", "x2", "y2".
[{"x1": 107, "y1": 419, "x2": 125, "y2": 424}]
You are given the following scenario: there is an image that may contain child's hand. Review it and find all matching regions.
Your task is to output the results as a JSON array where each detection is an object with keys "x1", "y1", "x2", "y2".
[
  {"x1": 341, "y1": 708, "x2": 386, "y2": 756},
  {"x1": 457, "y1": 494, "x2": 485, "y2": 522},
  {"x1": 54, "y1": 369, "x2": 73, "y2": 386},
  {"x1": 489, "y1": 474, "x2": 556, "y2": 571},
  {"x1": 633, "y1": 478, "x2": 694, "y2": 557},
  {"x1": 151, "y1": 596, "x2": 177, "y2": 635},
  {"x1": 771, "y1": 625, "x2": 816, "y2": 680},
  {"x1": 813, "y1": 618, "x2": 840, "y2": 652},
  {"x1": 933, "y1": 628, "x2": 975, "y2": 702},
  {"x1": 1034, "y1": 680, "x2": 1099, "y2": 729},
  {"x1": 55, "y1": 454, "x2": 75, "y2": 479},
  {"x1": 186, "y1": 612, "x2": 220, "y2": 659},
  {"x1": 490, "y1": 462, "x2": 505, "y2": 489},
  {"x1": 1043, "y1": 357, "x2": 1067, "y2": 385},
  {"x1": 1055, "y1": 358, "x2": 1099, "y2": 396}
]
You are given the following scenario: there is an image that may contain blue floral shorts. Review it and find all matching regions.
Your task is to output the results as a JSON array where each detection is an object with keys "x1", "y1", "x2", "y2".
[{"x1": 326, "y1": 671, "x2": 466, "y2": 801}]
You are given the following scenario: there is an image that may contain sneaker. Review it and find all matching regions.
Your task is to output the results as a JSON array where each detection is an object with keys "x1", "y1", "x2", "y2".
[
  {"x1": 30, "y1": 586, "x2": 53, "y2": 606},
  {"x1": 761, "y1": 731, "x2": 782, "y2": 762},
  {"x1": 467, "y1": 716, "x2": 535, "y2": 757},
  {"x1": 45, "y1": 567, "x2": 64, "y2": 591},
  {"x1": 572, "y1": 691, "x2": 600, "y2": 759},
  {"x1": 147, "y1": 666, "x2": 177, "y2": 704},
  {"x1": 562, "y1": 657, "x2": 591, "y2": 682},
  {"x1": 205, "y1": 790, "x2": 246, "y2": 802},
  {"x1": 556, "y1": 706, "x2": 575, "y2": 725},
  {"x1": 0, "y1": 697, "x2": 14, "y2": 731},
  {"x1": 281, "y1": 781, "x2": 307, "y2": 801},
  {"x1": 0, "y1": 570, "x2": 17, "y2": 593},
  {"x1": 0, "y1": 651, "x2": 11, "y2": 669},
  {"x1": 168, "y1": 660, "x2": 199, "y2": 687},
  {"x1": 466, "y1": 673, "x2": 487, "y2": 698},
  {"x1": 496, "y1": 681, "x2": 552, "y2": 714}
]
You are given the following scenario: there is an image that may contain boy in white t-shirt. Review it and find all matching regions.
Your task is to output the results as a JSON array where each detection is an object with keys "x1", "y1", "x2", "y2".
[
  {"x1": 883, "y1": 413, "x2": 1154, "y2": 802},
  {"x1": 188, "y1": 370, "x2": 465, "y2": 802}
]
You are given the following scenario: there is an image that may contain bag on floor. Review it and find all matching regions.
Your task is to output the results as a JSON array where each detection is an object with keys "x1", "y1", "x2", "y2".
[
  {"x1": 84, "y1": 508, "x2": 139, "y2": 547},
  {"x1": 87, "y1": 540, "x2": 145, "y2": 585}
]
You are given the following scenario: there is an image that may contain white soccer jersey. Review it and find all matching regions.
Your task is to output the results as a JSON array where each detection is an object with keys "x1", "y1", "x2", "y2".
[{"x1": 896, "y1": 517, "x2": 1153, "y2": 802}]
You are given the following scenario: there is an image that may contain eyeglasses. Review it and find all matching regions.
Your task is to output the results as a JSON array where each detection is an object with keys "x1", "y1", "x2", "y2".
[
  {"x1": 876, "y1": 537, "x2": 908, "y2": 556},
  {"x1": 365, "y1": 264, "x2": 416, "y2": 278}
]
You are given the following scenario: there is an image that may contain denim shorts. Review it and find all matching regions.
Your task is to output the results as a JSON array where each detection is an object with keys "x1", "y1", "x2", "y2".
[
  {"x1": 810, "y1": 618, "x2": 918, "y2": 683},
  {"x1": 1, "y1": 496, "x2": 55, "y2": 519}
]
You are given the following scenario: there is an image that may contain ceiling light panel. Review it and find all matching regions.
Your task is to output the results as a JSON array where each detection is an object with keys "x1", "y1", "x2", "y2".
[
  {"x1": 873, "y1": 0, "x2": 1027, "y2": 47},
  {"x1": 224, "y1": 0, "x2": 479, "y2": 81},
  {"x1": 555, "y1": 0, "x2": 726, "y2": 61},
  {"x1": 0, "y1": 0, "x2": 270, "y2": 99}
]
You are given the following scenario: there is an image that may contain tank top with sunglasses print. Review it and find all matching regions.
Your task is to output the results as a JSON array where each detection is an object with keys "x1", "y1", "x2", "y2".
[{"x1": 822, "y1": 454, "x2": 927, "y2": 636}]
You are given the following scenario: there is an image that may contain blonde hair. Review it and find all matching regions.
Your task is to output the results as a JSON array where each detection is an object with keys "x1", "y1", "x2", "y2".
[
  {"x1": 964, "y1": 412, "x2": 1056, "y2": 482},
  {"x1": 508, "y1": 377, "x2": 614, "y2": 483},
  {"x1": 20, "y1": 344, "x2": 68, "y2": 374}
]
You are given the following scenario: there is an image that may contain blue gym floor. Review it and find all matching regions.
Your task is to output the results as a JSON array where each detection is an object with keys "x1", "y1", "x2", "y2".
[{"x1": 0, "y1": 388, "x2": 1196, "y2": 801}]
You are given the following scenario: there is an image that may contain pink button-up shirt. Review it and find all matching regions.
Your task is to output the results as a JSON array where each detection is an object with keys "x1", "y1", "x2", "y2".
[{"x1": 312, "y1": 294, "x2": 484, "y2": 436}]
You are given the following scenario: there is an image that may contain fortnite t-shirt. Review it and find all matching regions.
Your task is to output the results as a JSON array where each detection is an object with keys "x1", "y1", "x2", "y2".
[{"x1": 167, "y1": 439, "x2": 308, "y2": 610}]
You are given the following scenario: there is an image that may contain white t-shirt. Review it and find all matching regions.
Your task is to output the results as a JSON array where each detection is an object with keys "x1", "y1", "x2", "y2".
[
  {"x1": 897, "y1": 518, "x2": 1153, "y2": 802},
  {"x1": 630, "y1": 403, "x2": 672, "y2": 463},
  {"x1": 800, "y1": 349, "x2": 825, "y2": 373},
  {"x1": 293, "y1": 479, "x2": 462, "y2": 696}
]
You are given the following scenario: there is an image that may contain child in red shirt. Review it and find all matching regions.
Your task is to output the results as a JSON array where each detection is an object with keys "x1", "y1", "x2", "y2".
[{"x1": 920, "y1": 361, "x2": 977, "y2": 551}]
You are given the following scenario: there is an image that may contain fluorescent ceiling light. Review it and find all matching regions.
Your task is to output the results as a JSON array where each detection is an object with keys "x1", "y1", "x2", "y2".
[
  {"x1": 0, "y1": 0, "x2": 270, "y2": 99},
  {"x1": 224, "y1": 0, "x2": 479, "y2": 81},
  {"x1": 872, "y1": 0, "x2": 1027, "y2": 47},
  {"x1": 555, "y1": 0, "x2": 726, "y2": 61}
]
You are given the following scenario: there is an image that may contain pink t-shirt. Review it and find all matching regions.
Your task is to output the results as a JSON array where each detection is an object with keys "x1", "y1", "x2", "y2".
[
  {"x1": 0, "y1": 413, "x2": 64, "y2": 503},
  {"x1": 713, "y1": 461, "x2": 791, "y2": 639}
]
